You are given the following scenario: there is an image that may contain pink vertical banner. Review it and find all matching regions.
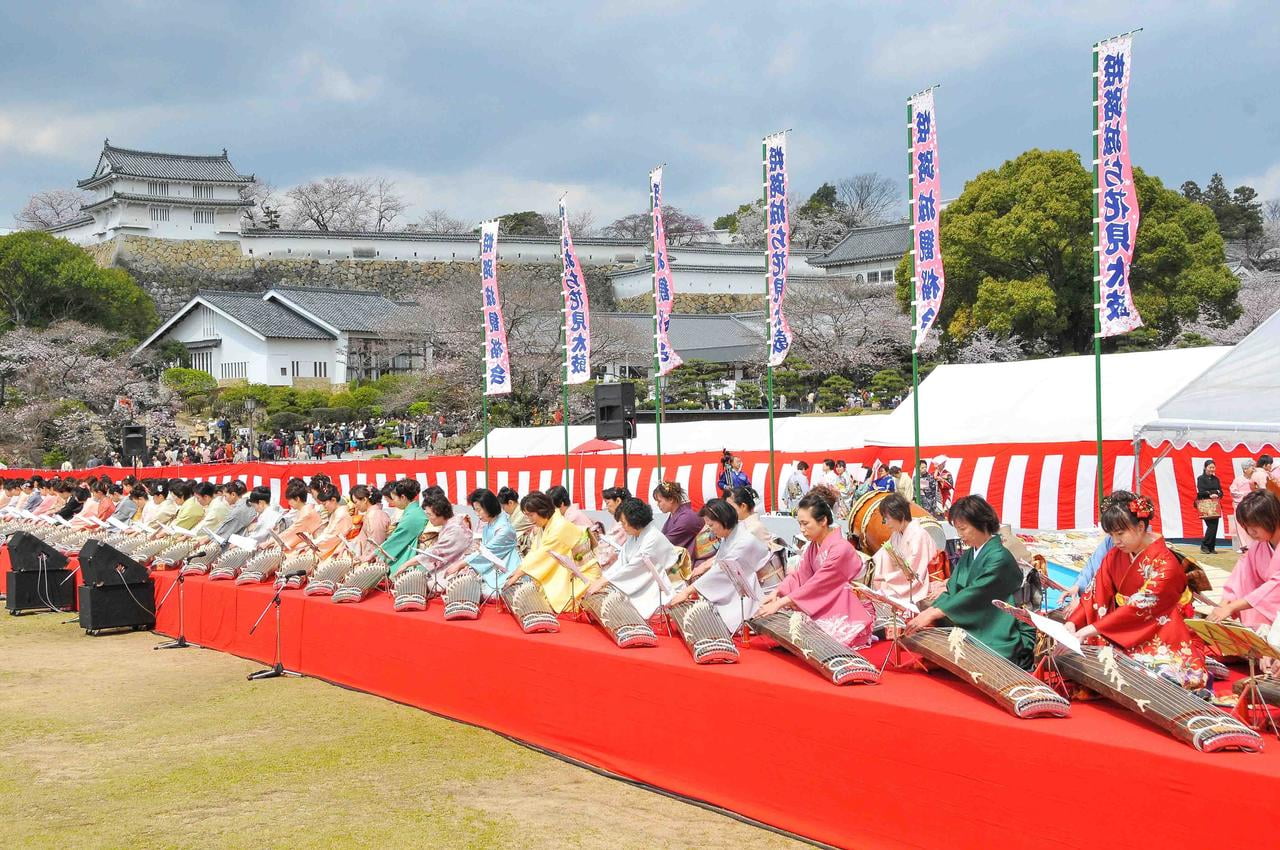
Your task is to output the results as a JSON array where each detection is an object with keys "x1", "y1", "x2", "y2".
[
  {"x1": 1096, "y1": 34, "x2": 1142, "y2": 337},
  {"x1": 909, "y1": 88, "x2": 945, "y2": 350},
  {"x1": 559, "y1": 196, "x2": 591, "y2": 384},
  {"x1": 649, "y1": 166, "x2": 683, "y2": 376},
  {"x1": 763, "y1": 131, "x2": 792, "y2": 367},
  {"x1": 479, "y1": 221, "x2": 511, "y2": 396}
]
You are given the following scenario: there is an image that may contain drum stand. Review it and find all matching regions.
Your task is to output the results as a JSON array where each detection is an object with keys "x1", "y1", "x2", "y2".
[
  {"x1": 247, "y1": 584, "x2": 301, "y2": 681},
  {"x1": 154, "y1": 571, "x2": 193, "y2": 649}
]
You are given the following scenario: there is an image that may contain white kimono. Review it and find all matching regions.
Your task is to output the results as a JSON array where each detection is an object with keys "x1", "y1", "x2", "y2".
[
  {"x1": 247, "y1": 506, "x2": 284, "y2": 543},
  {"x1": 606, "y1": 524, "x2": 680, "y2": 619},
  {"x1": 693, "y1": 524, "x2": 768, "y2": 632}
]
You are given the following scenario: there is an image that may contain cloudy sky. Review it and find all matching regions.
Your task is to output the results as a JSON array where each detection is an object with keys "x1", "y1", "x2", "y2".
[{"x1": 2, "y1": 1, "x2": 1277, "y2": 229}]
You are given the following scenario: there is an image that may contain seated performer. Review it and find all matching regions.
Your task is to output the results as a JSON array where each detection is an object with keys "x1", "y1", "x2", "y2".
[
  {"x1": 349, "y1": 485, "x2": 389, "y2": 559},
  {"x1": 505, "y1": 491, "x2": 601, "y2": 612},
  {"x1": 308, "y1": 484, "x2": 353, "y2": 560},
  {"x1": 401, "y1": 493, "x2": 471, "y2": 589},
  {"x1": 1066, "y1": 491, "x2": 1207, "y2": 690},
  {"x1": 725, "y1": 485, "x2": 786, "y2": 590},
  {"x1": 592, "y1": 486, "x2": 632, "y2": 569},
  {"x1": 871, "y1": 492, "x2": 940, "y2": 612},
  {"x1": 379, "y1": 479, "x2": 427, "y2": 576},
  {"x1": 1210, "y1": 490, "x2": 1280, "y2": 639},
  {"x1": 244, "y1": 488, "x2": 284, "y2": 542},
  {"x1": 670, "y1": 498, "x2": 767, "y2": 633},
  {"x1": 585, "y1": 497, "x2": 681, "y2": 620},
  {"x1": 547, "y1": 485, "x2": 591, "y2": 528},
  {"x1": 453, "y1": 487, "x2": 521, "y2": 597},
  {"x1": 193, "y1": 483, "x2": 228, "y2": 535},
  {"x1": 498, "y1": 486, "x2": 536, "y2": 553},
  {"x1": 261, "y1": 480, "x2": 321, "y2": 550},
  {"x1": 905, "y1": 495, "x2": 1035, "y2": 669},
  {"x1": 757, "y1": 490, "x2": 875, "y2": 648},
  {"x1": 654, "y1": 481, "x2": 703, "y2": 552}
]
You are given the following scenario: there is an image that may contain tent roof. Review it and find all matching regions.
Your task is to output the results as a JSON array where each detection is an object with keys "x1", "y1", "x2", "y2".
[
  {"x1": 867, "y1": 346, "x2": 1230, "y2": 447},
  {"x1": 1139, "y1": 308, "x2": 1280, "y2": 449},
  {"x1": 469, "y1": 415, "x2": 877, "y2": 457}
]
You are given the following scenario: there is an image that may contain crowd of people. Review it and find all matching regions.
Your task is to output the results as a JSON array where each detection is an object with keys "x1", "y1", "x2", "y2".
[
  {"x1": 1193, "y1": 453, "x2": 1280, "y2": 555},
  {"x1": 776, "y1": 455, "x2": 954, "y2": 518}
]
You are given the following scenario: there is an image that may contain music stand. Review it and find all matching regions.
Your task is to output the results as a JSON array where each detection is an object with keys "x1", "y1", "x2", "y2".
[
  {"x1": 716, "y1": 557, "x2": 758, "y2": 647},
  {"x1": 550, "y1": 550, "x2": 590, "y2": 620},
  {"x1": 852, "y1": 581, "x2": 920, "y2": 673},
  {"x1": 642, "y1": 554, "x2": 678, "y2": 637},
  {"x1": 477, "y1": 546, "x2": 511, "y2": 612},
  {"x1": 1186, "y1": 619, "x2": 1280, "y2": 737}
]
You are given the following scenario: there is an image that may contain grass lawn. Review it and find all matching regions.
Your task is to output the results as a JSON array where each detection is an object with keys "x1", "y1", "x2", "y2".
[{"x1": 0, "y1": 611, "x2": 803, "y2": 849}]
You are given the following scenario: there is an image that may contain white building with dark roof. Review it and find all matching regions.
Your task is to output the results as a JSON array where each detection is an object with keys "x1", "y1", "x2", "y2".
[
  {"x1": 807, "y1": 221, "x2": 912, "y2": 284},
  {"x1": 51, "y1": 141, "x2": 254, "y2": 244},
  {"x1": 137, "y1": 287, "x2": 427, "y2": 386}
]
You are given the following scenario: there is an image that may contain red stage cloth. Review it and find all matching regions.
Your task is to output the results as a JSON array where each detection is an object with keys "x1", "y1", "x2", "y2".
[{"x1": 149, "y1": 571, "x2": 1280, "y2": 849}]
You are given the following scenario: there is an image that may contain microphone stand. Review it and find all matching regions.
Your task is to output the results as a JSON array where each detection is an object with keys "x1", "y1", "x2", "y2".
[
  {"x1": 154, "y1": 571, "x2": 192, "y2": 649},
  {"x1": 247, "y1": 579, "x2": 301, "y2": 681}
]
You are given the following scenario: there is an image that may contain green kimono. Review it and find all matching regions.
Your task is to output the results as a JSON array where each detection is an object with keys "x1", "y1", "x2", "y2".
[
  {"x1": 932, "y1": 536, "x2": 1035, "y2": 668},
  {"x1": 382, "y1": 501, "x2": 427, "y2": 577}
]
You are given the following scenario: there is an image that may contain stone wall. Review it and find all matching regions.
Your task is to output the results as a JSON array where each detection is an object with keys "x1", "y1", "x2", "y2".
[
  {"x1": 110, "y1": 235, "x2": 619, "y2": 319},
  {"x1": 616, "y1": 292, "x2": 765, "y2": 314}
]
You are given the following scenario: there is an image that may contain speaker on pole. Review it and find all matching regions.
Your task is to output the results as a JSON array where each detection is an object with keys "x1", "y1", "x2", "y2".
[
  {"x1": 121, "y1": 424, "x2": 147, "y2": 467},
  {"x1": 594, "y1": 383, "x2": 636, "y2": 441}
]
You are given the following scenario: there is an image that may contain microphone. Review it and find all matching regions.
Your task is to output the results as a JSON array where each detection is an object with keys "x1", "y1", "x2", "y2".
[{"x1": 282, "y1": 569, "x2": 308, "y2": 579}]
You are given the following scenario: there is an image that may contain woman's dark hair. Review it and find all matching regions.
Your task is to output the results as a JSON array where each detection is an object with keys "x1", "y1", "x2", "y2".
[
  {"x1": 366, "y1": 485, "x2": 383, "y2": 505},
  {"x1": 247, "y1": 489, "x2": 273, "y2": 505},
  {"x1": 497, "y1": 486, "x2": 520, "y2": 506},
  {"x1": 468, "y1": 487, "x2": 502, "y2": 519},
  {"x1": 284, "y1": 480, "x2": 308, "y2": 503},
  {"x1": 151, "y1": 481, "x2": 170, "y2": 499},
  {"x1": 1235, "y1": 490, "x2": 1280, "y2": 536},
  {"x1": 520, "y1": 491, "x2": 556, "y2": 520},
  {"x1": 129, "y1": 485, "x2": 148, "y2": 500},
  {"x1": 423, "y1": 492, "x2": 453, "y2": 519},
  {"x1": 601, "y1": 486, "x2": 631, "y2": 502},
  {"x1": 171, "y1": 481, "x2": 194, "y2": 500},
  {"x1": 1202, "y1": 460, "x2": 1217, "y2": 473},
  {"x1": 546, "y1": 485, "x2": 571, "y2": 508},
  {"x1": 618, "y1": 497, "x2": 653, "y2": 529},
  {"x1": 948, "y1": 494, "x2": 1001, "y2": 535},
  {"x1": 652, "y1": 480, "x2": 686, "y2": 502},
  {"x1": 193, "y1": 482, "x2": 216, "y2": 498},
  {"x1": 392, "y1": 478, "x2": 421, "y2": 500},
  {"x1": 1259, "y1": 454, "x2": 1274, "y2": 467},
  {"x1": 72, "y1": 486, "x2": 90, "y2": 502},
  {"x1": 225, "y1": 480, "x2": 248, "y2": 497},
  {"x1": 90, "y1": 480, "x2": 109, "y2": 495},
  {"x1": 699, "y1": 498, "x2": 739, "y2": 530},
  {"x1": 316, "y1": 484, "x2": 340, "y2": 503},
  {"x1": 797, "y1": 490, "x2": 835, "y2": 526},
  {"x1": 795, "y1": 461, "x2": 809, "y2": 471},
  {"x1": 877, "y1": 492, "x2": 914, "y2": 523},
  {"x1": 1099, "y1": 490, "x2": 1152, "y2": 533},
  {"x1": 727, "y1": 486, "x2": 757, "y2": 511}
]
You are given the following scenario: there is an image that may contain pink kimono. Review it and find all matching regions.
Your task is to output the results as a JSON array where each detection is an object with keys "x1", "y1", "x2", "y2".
[
  {"x1": 1223, "y1": 540, "x2": 1280, "y2": 629},
  {"x1": 871, "y1": 520, "x2": 938, "y2": 609},
  {"x1": 777, "y1": 532, "x2": 875, "y2": 648}
]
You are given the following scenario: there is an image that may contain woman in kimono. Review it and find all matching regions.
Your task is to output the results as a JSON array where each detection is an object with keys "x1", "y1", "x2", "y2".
[
  {"x1": 349, "y1": 485, "x2": 389, "y2": 560},
  {"x1": 906, "y1": 495, "x2": 1035, "y2": 669},
  {"x1": 308, "y1": 485, "x2": 354, "y2": 561},
  {"x1": 669, "y1": 499, "x2": 767, "y2": 634},
  {"x1": 1231, "y1": 460, "x2": 1260, "y2": 553},
  {"x1": 757, "y1": 490, "x2": 875, "y2": 647},
  {"x1": 726, "y1": 486, "x2": 786, "y2": 591},
  {"x1": 547, "y1": 485, "x2": 591, "y2": 529},
  {"x1": 585, "y1": 497, "x2": 681, "y2": 621},
  {"x1": 592, "y1": 487, "x2": 632, "y2": 569},
  {"x1": 1066, "y1": 491, "x2": 1208, "y2": 690},
  {"x1": 870, "y1": 465, "x2": 896, "y2": 493},
  {"x1": 377, "y1": 479, "x2": 427, "y2": 576},
  {"x1": 505, "y1": 491, "x2": 601, "y2": 612},
  {"x1": 446, "y1": 488, "x2": 521, "y2": 598},
  {"x1": 400, "y1": 492, "x2": 473, "y2": 592},
  {"x1": 1211, "y1": 491, "x2": 1280, "y2": 647},
  {"x1": 654, "y1": 481, "x2": 702, "y2": 552},
  {"x1": 498, "y1": 486, "x2": 537, "y2": 554},
  {"x1": 871, "y1": 492, "x2": 939, "y2": 614}
]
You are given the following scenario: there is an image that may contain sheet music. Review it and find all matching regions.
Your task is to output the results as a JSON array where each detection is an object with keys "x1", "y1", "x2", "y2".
[
  {"x1": 641, "y1": 555, "x2": 675, "y2": 596},
  {"x1": 549, "y1": 550, "x2": 589, "y2": 582},
  {"x1": 715, "y1": 557, "x2": 759, "y2": 602},
  {"x1": 991, "y1": 600, "x2": 1082, "y2": 655},
  {"x1": 228, "y1": 533, "x2": 257, "y2": 551},
  {"x1": 107, "y1": 517, "x2": 127, "y2": 531},
  {"x1": 597, "y1": 534, "x2": 623, "y2": 551},
  {"x1": 850, "y1": 581, "x2": 921, "y2": 615},
  {"x1": 477, "y1": 546, "x2": 508, "y2": 573}
]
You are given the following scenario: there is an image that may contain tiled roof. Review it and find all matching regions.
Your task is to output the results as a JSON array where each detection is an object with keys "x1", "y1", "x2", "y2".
[
  {"x1": 81, "y1": 192, "x2": 252, "y2": 212},
  {"x1": 79, "y1": 143, "x2": 254, "y2": 187},
  {"x1": 808, "y1": 222, "x2": 912, "y2": 267},
  {"x1": 198, "y1": 291, "x2": 333, "y2": 340},
  {"x1": 265, "y1": 286, "x2": 421, "y2": 334},
  {"x1": 600, "y1": 312, "x2": 764, "y2": 363}
]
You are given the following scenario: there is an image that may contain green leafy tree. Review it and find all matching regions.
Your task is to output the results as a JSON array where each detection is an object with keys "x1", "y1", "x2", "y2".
[
  {"x1": 667, "y1": 359, "x2": 727, "y2": 407},
  {"x1": 499, "y1": 211, "x2": 551, "y2": 236},
  {"x1": 0, "y1": 231, "x2": 157, "y2": 338},
  {"x1": 868, "y1": 369, "x2": 906, "y2": 403},
  {"x1": 733, "y1": 381, "x2": 762, "y2": 409},
  {"x1": 1182, "y1": 174, "x2": 1264, "y2": 246},
  {"x1": 897, "y1": 149, "x2": 1239, "y2": 353},
  {"x1": 816, "y1": 375, "x2": 854, "y2": 412},
  {"x1": 161, "y1": 367, "x2": 218, "y2": 412},
  {"x1": 798, "y1": 182, "x2": 839, "y2": 218}
]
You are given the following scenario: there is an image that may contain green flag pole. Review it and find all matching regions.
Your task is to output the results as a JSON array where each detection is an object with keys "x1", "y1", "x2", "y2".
[
  {"x1": 1092, "y1": 41, "x2": 1104, "y2": 510},
  {"x1": 907, "y1": 96, "x2": 921, "y2": 503},
  {"x1": 482, "y1": 392, "x2": 489, "y2": 488},
  {"x1": 761, "y1": 135, "x2": 777, "y2": 513}
]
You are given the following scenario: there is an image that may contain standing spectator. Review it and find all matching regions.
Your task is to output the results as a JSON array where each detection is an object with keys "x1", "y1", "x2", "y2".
[
  {"x1": 781, "y1": 461, "x2": 811, "y2": 514},
  {"x1": 1231, "y1": 460, "x2": 1259, "y2": 552},
  {"x1": 933, "y1": 456, "x2": 955, "y2": 512},
  {"x1": 916, "y1": 459, "x2": 941, "y2": 518},
  {"x1": 1195, "y1": 460, "x2": 1223, "y2": 555},
  {"x1": 892, "y1": 466, "x2": 912, "y2": 498},
  {"x1": 716, "y1": 453, "x2": 749, "y2": 497},
  {"x1": 871, "y1": 464, "x2": 896, "y2": 493},
  {"x1": 1252, "y1": 455, "x2": 1280, "y2": 493}
]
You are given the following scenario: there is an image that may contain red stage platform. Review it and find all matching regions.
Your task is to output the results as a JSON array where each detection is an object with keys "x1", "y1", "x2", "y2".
[{"x1": 144, "y1": 571, "x2": 1280, "y2": 849}]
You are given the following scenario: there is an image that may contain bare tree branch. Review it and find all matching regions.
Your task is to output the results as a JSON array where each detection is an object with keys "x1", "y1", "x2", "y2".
[{"x1": 14, "y1": 189, "x2": 91, "y2": 230}]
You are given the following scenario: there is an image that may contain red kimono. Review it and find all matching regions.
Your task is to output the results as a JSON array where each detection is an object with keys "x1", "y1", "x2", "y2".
[{"x1": 1069, "y1": 538, "x2": 1207, "y2": 689}]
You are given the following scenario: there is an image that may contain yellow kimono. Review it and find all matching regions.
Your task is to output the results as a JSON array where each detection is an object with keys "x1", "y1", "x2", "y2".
[
  {"x1": 173, "y1": 498, "x2": 206, "y2": 531},
  {"x1": 520, "y1": 511, "x2": 601, "y2": 612}
]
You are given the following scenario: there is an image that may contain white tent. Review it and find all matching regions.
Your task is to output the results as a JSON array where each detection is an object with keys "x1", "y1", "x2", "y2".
[
  {"x1": 1137, "y1": 308, "x2": 1280, "y2": 450},
  {"x1": 468, "y1": 414, "x2": 877, "y2": 457},
  {"x1": 866, "y1": 347, "x2": 1230, "y2": 447}
]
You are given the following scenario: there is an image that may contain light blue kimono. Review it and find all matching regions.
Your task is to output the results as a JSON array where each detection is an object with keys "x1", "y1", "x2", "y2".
[{"x1": 466, "y1": 512, "x2": 522, "y2": 596}]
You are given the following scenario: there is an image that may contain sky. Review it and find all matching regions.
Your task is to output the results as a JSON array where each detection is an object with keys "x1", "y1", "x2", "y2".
[{"x1": 2, "y1": 1, "x2": 1278, "y2": 230}]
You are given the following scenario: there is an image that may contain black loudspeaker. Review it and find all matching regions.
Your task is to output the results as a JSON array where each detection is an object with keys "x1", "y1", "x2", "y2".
[
  {"x1": 121, "y1": 424, "x2": 147, "y2": 466},
  {"x1": 7, "y1": 531, "x2": 69, "y2": 573},
  {"x1": 78, "y1": 581, "x2": 155, "y2": 633},
  {"x1": 79, "y1": 539, "x2": 148, "y2": 586},
  {"x1": 6, "y1": 570, "x2": 75, "y2": 613},
  {"x1": 594, "y1": 383, "x2": 637, "y2": 441}
]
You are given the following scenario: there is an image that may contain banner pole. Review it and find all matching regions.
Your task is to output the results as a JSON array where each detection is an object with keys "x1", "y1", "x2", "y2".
[
  {"x1": 482, "y1": 392, "x2": 490, "y2": 488},
  {"x1": 561, "y1": 327, "x2": 571, "y2": 491},
  {"x1": 1092, "y1": 42, "x2": 1105, "y2": 510},
  {"x1": 908, "y1": 98, "x2": 922, "y2": 502},
  {"x1": 650, "y1": 179, "x2": 663, "y2": 483},
  {"x1": 761, "y1": 137, "x2": 777, "y2": 512}
]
